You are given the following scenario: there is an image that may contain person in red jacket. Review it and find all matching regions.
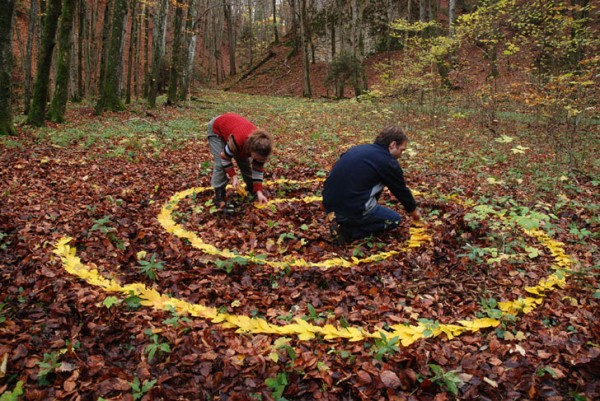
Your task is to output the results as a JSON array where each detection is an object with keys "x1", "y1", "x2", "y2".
[{"x1": 206, "y1": 113, "x2": 272, "y2": 209}]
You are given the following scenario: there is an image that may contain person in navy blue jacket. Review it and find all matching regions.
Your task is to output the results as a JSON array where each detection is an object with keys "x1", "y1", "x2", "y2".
[{"x1": 322, "y1": 125, "x2": 421, "y2": 244}]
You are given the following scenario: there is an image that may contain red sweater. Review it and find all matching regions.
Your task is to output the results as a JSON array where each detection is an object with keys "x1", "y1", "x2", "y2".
[{"x1": 213, "y1": 113, "x2": 266, "y2": 192}]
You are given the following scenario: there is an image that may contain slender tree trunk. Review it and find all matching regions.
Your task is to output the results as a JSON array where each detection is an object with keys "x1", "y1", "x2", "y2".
[
  {"x1": 75, "y1": 0, "x2": 84, "y2": 100},
  {"x1": 142, "y1": 3, "x2": 150, "y2": 97},
  {"x1": 448, "y1": 0, "x2": 455, "y2": 36},
  {"x1": 48, "y1": 0, "x2": 75, "y2": 123},
  {"x1": 148, "y1": 0, "x2": 169, "y2": 108},
  {"x1": 86, "y1": 0, "x2": 96, "y2": 95},
  {"x1": 224, "y1": 1, "x2": 236, "y2": 76},
  {"x1": 27, "y1": 0, "x2": 61, "y2": 127},
  {"x1": 299, "y1": 0, "x2": 311, "y2": 97},
  {"x1": 168, "y1": 0, "x2": 184, "y2": 104},
  {"x1": 272, "y1": 0, "x2": 279, "y2": 43},
  {"x1": 0, "y1": 0, "x2": 17, "y2": 135},
  {"x1": 24, "y1": 0, "x2": 38, "y2": 115},
  {"x1": 97, "y1": 0, "x2": 113, "y2": 98},
  {"x1": 126, "y1": 0, "x2": 137, "y2": 104},
  {"x1": 179, "y1": 0, "x2": 197, "y2": 100},
  {"x1": 95, "y1": 0, "x2": 128, "y2": 114},
  {"x1": 290, "y1": 0, "x2": 299, "y2": 54},
  {"x1": 246, "y1": 0, "x2": 253, "y2": 64}
]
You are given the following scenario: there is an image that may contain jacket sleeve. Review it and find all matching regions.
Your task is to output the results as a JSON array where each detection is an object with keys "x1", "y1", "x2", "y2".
[
  {"x1": 380, "y1": 159, "x2": 417, "y2": 213},
  {"x1": 219, "y1": 136, "x2": 238, "y2": 177}
]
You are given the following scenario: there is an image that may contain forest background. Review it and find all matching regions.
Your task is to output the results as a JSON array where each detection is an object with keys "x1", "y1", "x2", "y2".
[{"x1": 0, "y1": 0, "x2": 599, "y2": 400}]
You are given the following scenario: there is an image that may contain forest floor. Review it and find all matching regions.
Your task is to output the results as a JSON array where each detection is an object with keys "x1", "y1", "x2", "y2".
[{"x1": 1, "y1": 69, "x2": 599, "y2": 400}]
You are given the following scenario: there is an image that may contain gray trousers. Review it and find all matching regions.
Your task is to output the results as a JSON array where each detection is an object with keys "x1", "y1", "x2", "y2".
[{"x1": 207, "y1": 116, "x2": 253, "y2": 192}]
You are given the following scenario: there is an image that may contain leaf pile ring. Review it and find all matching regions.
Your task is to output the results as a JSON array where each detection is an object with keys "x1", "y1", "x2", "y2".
[{"x1": 53, "y1": 178, "x2": 573, "y2": 345}]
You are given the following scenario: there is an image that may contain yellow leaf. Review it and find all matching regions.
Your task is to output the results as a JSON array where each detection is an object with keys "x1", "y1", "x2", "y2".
[
  {"x1": 231, "y1": 300, "x2": 241, "y2": 308},
  {"x1": 268, "y1": 351, "x2": 279, "y2": 363},
  {"x1": 495, "y1": 135, "x2": 514, "y2": 143},
  {"x1": 484, "y1": 377, "x2": 499, "y2": 387}
]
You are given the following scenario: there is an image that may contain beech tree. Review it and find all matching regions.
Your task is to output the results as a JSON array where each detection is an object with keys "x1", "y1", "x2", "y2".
[
  {"x1": 95, "y1": 0, "x2": 128, "y2": 114},
  {"x1": 26, "y1": 0, "x2": 62, "y2": 127},
  {"x1": 148, "y1": 0, "x2": 169, "y2": 108},
  {"x1": 167, "y1": 0, "x2": 184, "y2": 105},
  {"x1": 23, "y1": 0, "x2": 39, "y2": 114},
  {"x1": 0, "y1": 0, "x2": 16, "y2": 135},
  {"x1": 48, "y1": 0, "x2": 76, "y2": 123}
]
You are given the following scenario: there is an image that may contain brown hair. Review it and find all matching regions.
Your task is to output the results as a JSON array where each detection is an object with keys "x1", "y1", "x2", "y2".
[
  {"x1": 374, "y1": 125, "x2": 408, "y2": 147},
  {"x1": 245, "y1": 129, "x2": 272, "y2": 157}
]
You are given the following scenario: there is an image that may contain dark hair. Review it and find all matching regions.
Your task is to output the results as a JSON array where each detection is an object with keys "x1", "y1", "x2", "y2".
[
  {"x1": 374, "y1": 125, "x2": 408, "y2": 147},
  {"x1": 245, "y1": 129, "x2": 272, "y2": 157}
]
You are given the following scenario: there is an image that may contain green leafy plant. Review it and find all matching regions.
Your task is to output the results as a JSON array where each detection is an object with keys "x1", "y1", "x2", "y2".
[
  {"x1": 136, "y1": 253, "x2": 164, "y2": 281},
  {"x1": 37, "y1": 351, "x2": 62, "y2": 385},
  {"x1": 89, "y1": 215, "x2": 125, "y2": 250},
  {"x1": 143, "y1": 329, "x2": 171, "y2": 363},
  {"x1": 427, "y1": 364, "x2": 463, "y2": 395},
  {"x1": 372, "y1": 333, "x2": 400, "y2": 361},
  {"x1": 162, "y1": 306, "x2": 192, "y2": 328},
  {"x1": 215, "y1": 254, "x2": 248, "y2": 274},
  {"x1": 124, "y1": 292, "x2": 142, "y2": 310},
  {"x1": 102, "y1": 296, "x2": 120, "y2": 309},
  {"x1": 265, "y1": 372, "x2": 288, "y2": 401},
  {"x1": 130, "y1": 376, "x2": 157, "y2": 401},
  {"x1": 478, "y1": 297, "x2": 503, "y2": 319},
  {"x1": 0, "y1": 232, "x2": 9, "y2": 250},
  {"x1": 0, "y1": 381, "x2": 23, "y2": 401}
]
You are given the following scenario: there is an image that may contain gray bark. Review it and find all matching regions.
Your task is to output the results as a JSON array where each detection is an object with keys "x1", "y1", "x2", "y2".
[
  {"x1": 49, "y1": 0, "x2": 75, "y2": 123},
  {"x1": 27, "y1": 0, "x2": 62, "y2": 127}
]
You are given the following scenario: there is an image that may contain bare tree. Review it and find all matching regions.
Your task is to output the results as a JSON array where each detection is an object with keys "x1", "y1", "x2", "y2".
[
  {"x1": 0, "y1": 0, "x2": 17, "y2": 135},
  {"x1": 299, "y1": 0, "x2": 311, "y2": 97},
  {"x1": 95, "y1": 0, "x2": 128, "y2": 113},
  {"x1": 148, "y1": 0, "x2": 169, "y2": 108},
  {"x1": 27, "y1": 0, "x2": 62, "y2": 127},
  {"x1": 48, "y1": 0, "x2": 76, "y2": 123},
  {"x1": 167, "y1": 0, "x2": 185, "y2": 105},
  {"x1": 24, "y1": 0, "x2": 39, "y2": 115},
  {"x1": 272, "y1": 0, "x2": 279, "y2": 43},
  {"x1": 449, "y1": 0, "x2": 456, "y2": 36},
  {"x1": 179, "y1": 0, "x2": 198, "y2": 100},
  {"x1": 224, "y1": 0, "x2": 237, "y2": 76},
  {"x1": 126, "y1": 0, "x2": 138, "y2": 104}
]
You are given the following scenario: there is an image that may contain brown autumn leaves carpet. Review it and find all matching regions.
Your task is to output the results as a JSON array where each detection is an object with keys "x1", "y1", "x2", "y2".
[{"x1": 0, "y1": 105, "x2": 598, "y2": 400}]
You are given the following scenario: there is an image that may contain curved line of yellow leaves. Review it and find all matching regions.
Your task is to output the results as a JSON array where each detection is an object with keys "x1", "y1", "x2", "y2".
[
  {"x1": 157, "y1": 179, "x2": 431, "y2": 270},
  {"x1": 52, "y1": 180, "x2": 573, "y2": 345}
]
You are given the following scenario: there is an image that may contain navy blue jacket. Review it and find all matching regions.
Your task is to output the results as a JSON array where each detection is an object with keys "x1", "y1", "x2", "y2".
[{"x1": 322, "y1": 143, "x2": 417, "y2": 219}]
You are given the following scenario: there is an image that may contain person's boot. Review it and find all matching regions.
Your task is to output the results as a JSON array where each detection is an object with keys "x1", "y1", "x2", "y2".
[{"x1": 214, "y1": 187, "x2": 234, "y2": 213}]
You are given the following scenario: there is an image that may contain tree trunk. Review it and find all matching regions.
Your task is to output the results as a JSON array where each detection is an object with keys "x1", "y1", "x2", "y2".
[
  {"x1": 126, "y1": 0, "x2": 137, "y2": 104},
  {"x1": 24, "y1": 0, "x2": 38, "y2": 115},
  {"x1": 290, "y1": 0, "x2": 299, "y2": 54},
  {"x1": 27, "y1": 0, "x2": 61, "y2": 127},
  {"x1": 224, "y1": 1, "x2": 236, "y2": 76},
  {"x1": 48, "y1": 0, "x2": 75, "y2": 123},
  {"x1": 95, "y1": 0, "x2": 128, "y2": 114},
  {"x1": 299, "y1": 0, "x2": 311, "y2": 97},
  {"x1": 87, "y1": 0, "x2": 97, "y2": 95},
  {"x1": 97, "y1": 0, "x2": 113, "y2": 98},
  {"x1": 75, "y1": 0, "x2": 84, "y2": 100},
  {"x1": 246, "y1": 0, "x2": 253, "y2": 65},
  {"x1": 148, "y1": 0, "x2": 169, "y2": 108},
  {"x1": 0, "y1": 0, "x2": 17, "y2": 135},
  {"x1": 179, "y1": 0, "x2": 197, "y2": 101},
  {"x1": 142, "y1": 3, "x2": 150, "y2": 97},
  {"x1": 448, "y1": 0, "x2": 455, "y2": 36},
  {"x1": 272, "y1": 0, "x2": 279, "y2": 43},
  {"x1": 167, "y1": 0, "x2": 184, "y2": 104}
]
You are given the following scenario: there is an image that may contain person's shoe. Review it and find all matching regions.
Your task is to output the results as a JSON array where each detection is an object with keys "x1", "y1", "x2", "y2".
[{"x1": 329, "y1": 221, "x2": 352, "y2": 245}]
